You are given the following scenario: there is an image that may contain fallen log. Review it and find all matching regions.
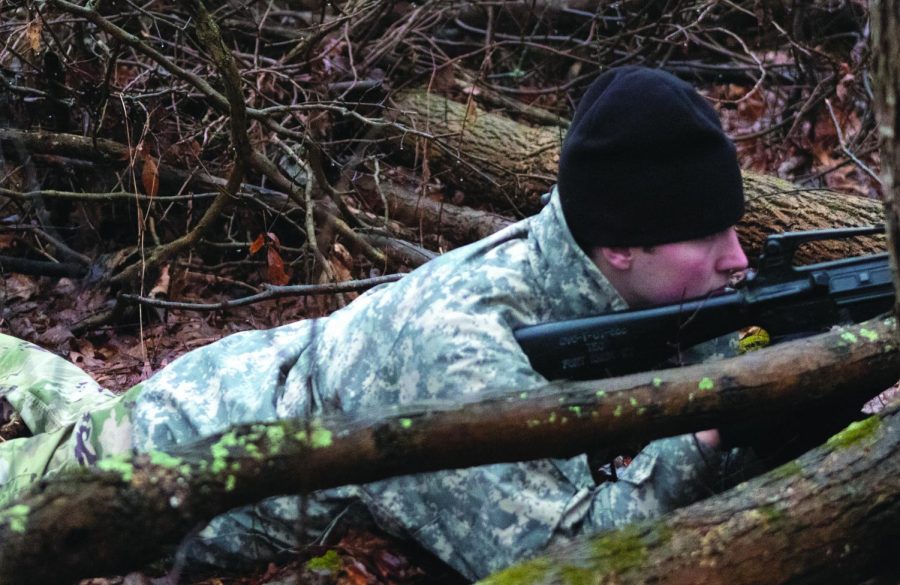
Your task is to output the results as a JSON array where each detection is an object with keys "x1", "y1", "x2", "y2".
[
  {"x1": 365, "y1": 168, "x2": 882, "y2": 256},
  {"x1": 2, "y1": 128, "x2": 885, "y2": 274},
  {"x1": 0, "y1": 316, "x2": 897, "y2": 583},
  {"x1": 384, "y1": 92, "x2": 885, "y2": 258},
  {"x1": 389, "y1": 89, "x2": 561, "y2": 212},
  {"x1": 481, "y1": 403, "x2": 900, "y2": 585}
]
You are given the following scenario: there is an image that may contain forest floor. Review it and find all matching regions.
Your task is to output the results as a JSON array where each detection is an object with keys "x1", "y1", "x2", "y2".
[{"x1": 0, "y1": 2, "x2": 894, "y2": 582}]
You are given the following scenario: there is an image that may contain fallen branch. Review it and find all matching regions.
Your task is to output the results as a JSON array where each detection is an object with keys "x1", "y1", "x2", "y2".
[
  {"x1": 481, "y1": 402, "x2": 900, "y2": 585},
  {"x1": 118, "y1": 274, "x2": 404, "y2": 311},
  {"x1": 0, "y1": 316, "x2": 897, "y2": 582},
  {"x1": 0, "y1": 256, "x2": 87, "y2": 279},
  {"x1": 110, "y1": 0, "x2": 251, "y2": 287}
]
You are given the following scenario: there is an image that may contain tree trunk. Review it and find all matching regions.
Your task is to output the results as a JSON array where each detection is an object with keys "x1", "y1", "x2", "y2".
[
  {"x1": 871, "y1": 0, "x2": 900, "y2": 332},
  {"x1": 738, "y1": 172, "x2": 886, "y2": 261},
  {"x1": 0, "y1": 317, "x2": 897, "y2": 583},
  {"x1": 389, "y1": 90, "x2": 562, "y2": 213},
  {"x1": 480, "y1": 403, "x2": 900, "y2": 585}
]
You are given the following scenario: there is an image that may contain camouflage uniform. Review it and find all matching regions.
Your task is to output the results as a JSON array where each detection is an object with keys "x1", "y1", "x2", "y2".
[{"x1": 0, "y1": 191, "x2": 723, "y2": 580}]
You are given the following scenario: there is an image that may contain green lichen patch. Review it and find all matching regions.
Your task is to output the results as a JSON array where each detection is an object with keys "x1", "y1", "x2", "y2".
[
  {"x1": 558, "y1": 565, "x2": 595, "y2": 585},
  {"x1": 698, "y1": 377, "x2": 714, "y2": 391},
  {"x1": 97, "y1": 456, "x2": 134, "y2": 482},
  {"x1": 148, "y1": 450, "x2": 183, "y2": 470},
  {"x1": 652, "y1": 523, "x2": 674, "y2": 546},
  {"x1": 310, "y1": 424, "x2": 334, "y2": 448},
  {"x1": 840, "y1": 331, "x2": 858, "y2": 344},
  {"x1": 295, "y1": 422, "x2": 335, "y2": 449},
  {"x1": 858, "y1": 327, "x2": 879, "y2": 342},
  {"x1": 1, "y1": 504, "x2": 30, "y2": 534},
  {"x1": 595, "y1": 389, "x2": 606, "y2": 397},
  {"x1": 587, "y1": 525, "x2": 648, "y2": 573},
  {"x1": 613, "y1": 405, "x2": 623, "y2": 417},
  {"x1": 225, "y1": 474, "x2": 237, "y2": 492},
  {"x1": 652, "y1": 377, "x2": 663, "y2": 388},
  {"x1": 480, "y1": 557, "x2": 552, "y2": 584},
  {"x1": 527, "y1": 419, "x2": 541, "y2": 428},
  {"x1": 568, "y1": 405, "x2": 583, "y2": 417},
  {"x1": 827, "y1": 416, "x2": 881, "y2": 449},
  {"x1": 399, "y1": 418, "x2": 413, "y2": 429},
  {"x1": 758, "y1": 504, "x2": 783, "y2": 524},
  {"x1": 243, "y1": 442, "x2": 262, "y2": 460},
  {"x1": 305, "y1": 549, "x2": 342, "y2": 573},
  {"x1": 629, "y1": 397, "x2": 638, "y2": 407},
  {"x1": 770, "y1": 460, "x2": 803, "y2": 481},
  {"x1": 519, "y1": 392, "x2": 528, "y2": 399},
  {"x1": 210, "y1": 430, "x2": 240, "y2": 474},
  {"x1": 265, "y1": 425, "x2": 286, "y2": 451}
]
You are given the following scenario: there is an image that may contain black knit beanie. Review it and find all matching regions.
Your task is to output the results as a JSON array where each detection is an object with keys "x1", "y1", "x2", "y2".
[{"x1": 558, "y1": 66, "x2": 744, "y2": 248}]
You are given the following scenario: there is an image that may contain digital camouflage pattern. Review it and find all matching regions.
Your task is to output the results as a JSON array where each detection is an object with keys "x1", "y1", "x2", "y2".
[{"x1": 0, "y1": 192, "x2": 726, "y2": 580}]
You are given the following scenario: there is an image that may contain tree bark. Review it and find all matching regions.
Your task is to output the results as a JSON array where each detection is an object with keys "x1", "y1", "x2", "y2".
[
  {"x1": 0, "y1": 317, "x2": 897, "y2": 583},
  {"x1": 385, "y1": 92, "x2": 885, "y2": 257},
  {"x1": 738, "y1": 172, "x2": 886, "y2": 261},
  {"x1": 480, "y1": 403, "x2": 900, "y2": 585},
  {"x1": 363, "y1": 165, "x2": 886, "y2": 258},
  {"x1": 871, "y1": 0, "x2": 900, "y2": 334},
  {"x1": 389, "y1": 90, "x2": 562, "y2": 213}
]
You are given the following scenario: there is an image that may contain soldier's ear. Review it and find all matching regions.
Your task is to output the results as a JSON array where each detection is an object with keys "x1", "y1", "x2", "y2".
[{"x1": 596, "y1": 247, "x2": 634, "y2": 271}]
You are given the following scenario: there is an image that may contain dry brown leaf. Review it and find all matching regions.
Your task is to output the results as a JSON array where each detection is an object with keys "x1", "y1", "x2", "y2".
[
  {"x1": 267, "y1": 246, "x2": 291, "y2": 285},
  {"x1": 37, "y1": 324, "x2": 73, "y2": 347},
  {"x1": 332, "y1": 243, "x2": 354, "y2": 277},
  {"x1": 72, "y1": 337, "x2": 96, "y2": 359},
  {"x1": 26, "y1": 19, "x2": 42, "y2": 52},
  {"x1": 430, "y1": 62, "x2": 457, "y2": 93},
  {"x1": 141, "y1": 154, "x2": 160, "y2": 198},
  {"x1": 166, "y1": 140, "x2": 201, "y2": 165},
  {"x1": 149, "y1": 264, "x2": 170, "y2": 298},
  {"x1": 249, "y1": 233, "x2": 266, "y2": 255},
  {"x1": 337, "y1": 560, "x2": 374, "y2": 585},
  {"x1": 123, "y1": 342, "x2": 149, "y2": 362},
  {"x1": 0, "y1": 274, "x2": 38, "y2": 302},
  {"x1": 266, "y1": 231, "x2": 282, "y2": 248},
  {"x1": 331, "y1": 243, "x2": 358, "y2": 302}
]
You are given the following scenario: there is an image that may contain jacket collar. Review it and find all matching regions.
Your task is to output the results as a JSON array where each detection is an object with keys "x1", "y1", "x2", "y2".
[{"x1": 530, "y1": 187, "x2": 628, "y2": 317}]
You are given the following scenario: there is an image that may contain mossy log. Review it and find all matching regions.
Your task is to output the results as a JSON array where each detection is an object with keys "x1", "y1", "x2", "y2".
[
  {"x1": 0, "y1": 317, "x2": 897, "y2": 583},
  {"x1": 481, "y1": 405, "x2": 900, "y2": 585}
]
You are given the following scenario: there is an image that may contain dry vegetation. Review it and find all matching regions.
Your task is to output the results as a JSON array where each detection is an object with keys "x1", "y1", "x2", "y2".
[{"x1": 0, "y1": 1, "x2": 887, "y2": 582}]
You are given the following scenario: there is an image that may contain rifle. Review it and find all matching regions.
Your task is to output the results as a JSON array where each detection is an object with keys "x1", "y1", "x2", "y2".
[{"x1": 515, "y1": 226, "x2": 893, "y2": 381}]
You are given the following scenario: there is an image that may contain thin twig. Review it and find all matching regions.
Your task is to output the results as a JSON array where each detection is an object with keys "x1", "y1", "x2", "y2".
[
  {"x1": 119, "y1": 274, "x2": 403, "y2": 311},
  {"x1": 824, "y1": 98, "x2": 883, "y2": 186}
]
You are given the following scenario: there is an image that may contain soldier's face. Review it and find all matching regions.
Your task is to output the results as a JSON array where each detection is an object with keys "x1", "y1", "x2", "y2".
[{"x1": 595, "y1": 227, "x2": 748, "y2": 307}]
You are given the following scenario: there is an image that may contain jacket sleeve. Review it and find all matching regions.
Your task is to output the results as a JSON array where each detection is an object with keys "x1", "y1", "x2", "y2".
[{"x1": 351, "y1": 312, "x2": 723, "y2": 581}]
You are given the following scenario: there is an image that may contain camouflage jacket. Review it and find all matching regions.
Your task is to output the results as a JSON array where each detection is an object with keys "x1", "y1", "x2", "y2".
[{"x1": 127, "y1": 191, "x2": 722, "y2": 579}]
